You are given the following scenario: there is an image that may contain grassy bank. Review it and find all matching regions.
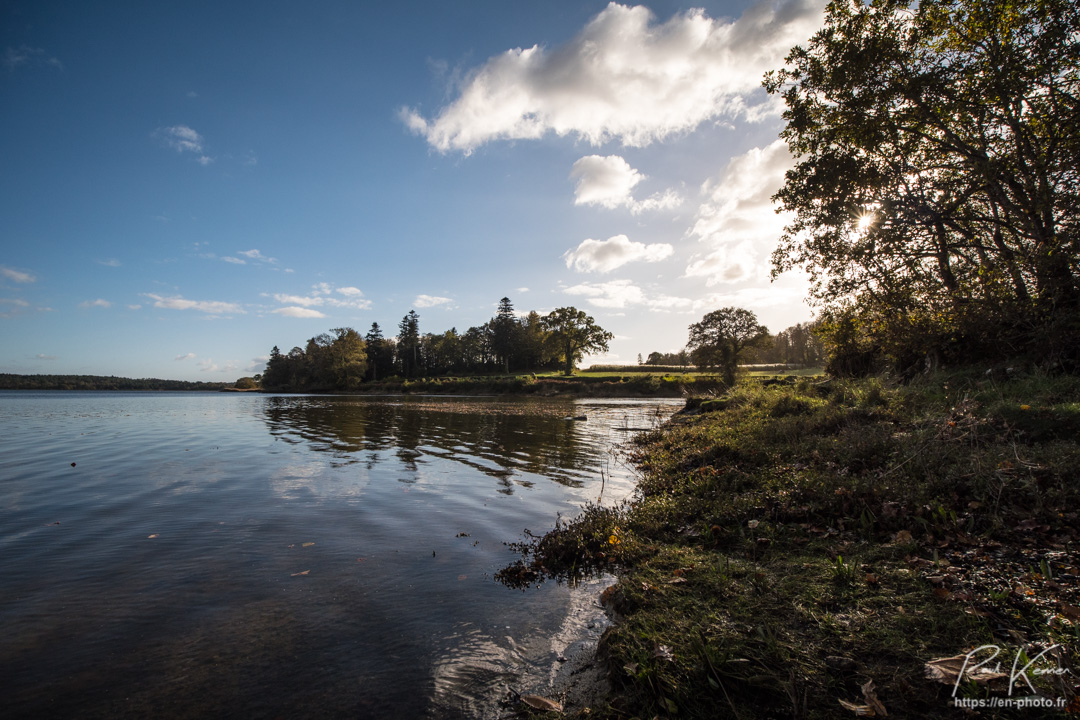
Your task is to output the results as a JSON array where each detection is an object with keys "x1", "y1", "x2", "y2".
[{"x1": 500, "y1": 369, "x2": 1080, "y2": 718}]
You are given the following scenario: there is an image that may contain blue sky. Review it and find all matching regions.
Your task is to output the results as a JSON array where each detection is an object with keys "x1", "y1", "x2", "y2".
[{"x1": 1, "y1": 0, "x2": 825, "y2": 381}]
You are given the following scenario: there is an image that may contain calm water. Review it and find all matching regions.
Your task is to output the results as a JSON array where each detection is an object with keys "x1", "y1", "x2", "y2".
[{"x1": 0, "y1": 392, "x2": 679, "y2": 719}]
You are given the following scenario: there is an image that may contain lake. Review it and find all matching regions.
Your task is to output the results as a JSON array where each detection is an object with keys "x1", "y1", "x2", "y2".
[{"x1": 0, "y1": 392, "x2": 681, "y2": 719}]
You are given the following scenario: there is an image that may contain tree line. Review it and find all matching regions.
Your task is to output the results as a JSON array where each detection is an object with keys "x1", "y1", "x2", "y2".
[
  {"x1": 642, "y1": 321, "x2": 825, "y2": 369},
  {"x1": 260, "y1": 300, "x2": 614, "y2": 391},
  {"x1": 0, "y1": 374, "x2": 231, "y2": 391}
]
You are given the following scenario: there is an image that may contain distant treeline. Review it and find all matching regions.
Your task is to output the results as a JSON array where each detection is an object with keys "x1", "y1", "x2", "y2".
[
  {"x1": 261, "y1": 299, "x2": 613, "y2": 392},
  {"x1": 641, "y1": 322, "x2": 826, "y2": 368},
  {"x1": 0, "y1": 374, "x2": 231, "y2": 391}
]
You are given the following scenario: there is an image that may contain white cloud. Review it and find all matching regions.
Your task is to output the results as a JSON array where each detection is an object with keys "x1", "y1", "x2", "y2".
[
  {"x1": 144, "y1": 293, "x2": 243, "y2": 314},
  {"x1": 175, "y1": 352, "x2": 196, "y2": 361},
  {"x1": 97, "y1": 258, "x2": 121, "y2": 267},
  {"x1": 35, "y1": 353, "x2": 56, "y2": 360},
  {"x1": 127, "y1": 304, "x2": 142, "y2": 310},
  {"x1": 684, "y1": 139, "x2": 795, "y2": 286},
  {"x1": 414, "y1": 294, "x2": 452, "y2": 308},
  {"x1": 564, "y1": 234, "x2": 674, "y2": 273},
  {"x1": 402, "y1": 0, "x2": 825, "y2": 153},
  {"x1": 273, "y1": 307, "x2": 327, "y2": 318},
  {"x1": 238, "y1": 249, "x2": 275, "y2": 262},
  {"x1": 158, "y1": 125, "x2": 204, "y2": 153},
  {"x1": 80, "y1": 298, "x2": 112, "y2": 308},
  {"x1": 273, "y1": 293, "x2": 323, "y2": 307},
  {"x1": 570, "y1": 155, "x2": 643, "y2": 208},
  {"x1": 247, "y1": 355, "x2": 269, "y2": 372},
  {"x1": 516, "y1": 287, "x2": 530, "y2": 293},
  {"x1": 1, "y1": 266, "x2": 36, "y2": 283},
  {"x1": 222, "y1": 256, "x2": 246, "y2": 265},
  {"x1": 269, "y1": 283, "x2": 371, "y2": 312},
  {"x1": 569, "y1": 155, "x2": 683, "y2": 214}
]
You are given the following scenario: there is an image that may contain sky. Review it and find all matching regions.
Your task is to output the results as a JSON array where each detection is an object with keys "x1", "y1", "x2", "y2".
[{"x1": 1, "y1": 0, "x2": 827, "y2": 381}]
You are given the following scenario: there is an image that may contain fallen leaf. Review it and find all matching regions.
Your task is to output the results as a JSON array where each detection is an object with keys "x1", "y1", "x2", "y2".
[
  {"x1": 291, "y1": 570, "x2": 310, "y2": 577},
  {"x1": 457, "y1": 574, "x2": 467, "y2": 581},
  {"x1": 865, "y1": 573, "x2": 879, "y2": 586},
  {"x1": 924, "y1": 655, "x2": 1008, "y2": 686},
  {"x1": 894, "y1": 530, "x2": 913, "y2": 544},
  {"x1": 838, "y1": 698, "x2": 875, "y2": 716},
  {"x1": 356, "y1": 557, "x2": 366, "y2": 563},
  {"x1": 302, "y1": 542, "x2": 315, "y2": 548},
  {"x1": 520, "y1": 694, "x2": 562, "y2": 712},
  {"x1": 667, "y1": 577, "x2": 688, "y2": 584},
  {"x1": 861, "y1": 679, "x2": 887, "y2": 717},
  {"x1": 147, "y1": 534, "x2": 158, "y2": 539},
  {"x1": 652, "y1": 643, "x2": 675, "y2": 662}
]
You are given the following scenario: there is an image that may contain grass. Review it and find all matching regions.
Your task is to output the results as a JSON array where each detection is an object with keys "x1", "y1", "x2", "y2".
[{"x1": 500, "y1": 367, "x2": 1080, "y2": 718}]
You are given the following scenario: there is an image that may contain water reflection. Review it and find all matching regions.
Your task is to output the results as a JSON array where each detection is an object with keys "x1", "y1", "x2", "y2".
[{"x1": 260, "y1": 396, "x2": 626, "y2": 493}]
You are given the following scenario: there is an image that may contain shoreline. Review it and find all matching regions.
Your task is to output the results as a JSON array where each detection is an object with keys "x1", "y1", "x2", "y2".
[{"x1": 501, "y1": 369, "x2": 1080, "y2": 717}]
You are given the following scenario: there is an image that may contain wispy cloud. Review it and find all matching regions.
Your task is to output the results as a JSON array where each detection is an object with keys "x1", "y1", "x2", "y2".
[
  {"x1": 273, "y1": 307, "x2": 327, "y2": 318},
  {"x1": 414, "y1": 294, "x2": 452, "y2": 308},
  {"x1": 155, "y1": 125, "x2": 214, "y2": 165},
  {"x1": 563, "y1": 234, "x2": 674, "y2": 274},
  {"x1": 144, "y1": 293, "x2": 244, "y2": 314},
  {"x1": 402, "y1": 0, "x2": 825, "y2": 153},
  {"x1": 4, "y1": 45, "x2": 63, "y2": 71},
  {"x1": 35, "y1": 353, "x2": 57, "y2": 360},
  {"x1": 268, "y1": 283, "x2": 371, "y2": 313},
  {"x1": 80, "y1": 299, "x2": 112, "y2": 308},
  {"x1": 1, "y1": 266, "x2": 36, "y2": 283},
  {"x1": 97, "y1": 258, "x2": 122, "y2": 267},
  {"x1": 175, "y1": 352, "x2": 196, "y2": 361}
]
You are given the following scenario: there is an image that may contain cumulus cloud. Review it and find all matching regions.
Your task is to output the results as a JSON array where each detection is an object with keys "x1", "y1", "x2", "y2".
[
  {"x1": 402, "y1": 0, "x2": 825, "y2": 153},
  {"x1": 1, "y1": 266, "x2": 36, "y2": 283},
  {"x1": 80, "y1": 299, "x2": 112, "y2": 308},
  {"x1": 684, "y1": 139, "x2": 795, "y2": 286},
  {"x1": 175, "y1": 352, "x2": 196, "y2": 361},
  {"x1": 569, "y1": 155, "x2": 682, "y2": 214},
  {"x1": 273, "y1": 307, "x2": 327, "y2": 318},
  {"x1": 414, "y1": 294, "x2": 452, "y2": 308},
  {"x1": 144, "y1": 293, "x2": 244, "y2": 314},
  {"x1": 563, "y1": 234, "x2": 674, "y2": 273}
]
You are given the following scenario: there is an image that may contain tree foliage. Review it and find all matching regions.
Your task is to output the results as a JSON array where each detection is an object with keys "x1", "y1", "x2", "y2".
[
  {"x1": 687, "y1": 307, "x2": 770, "y2": 385},
  {"x1": 766, "y1": 0, "x2": 1080, "y2": 370},
  {"x1": 539, "y1": 307, "x2": 614, "y2": 376},
  {"x1": 262, "y1": 329, "x2": 367, "y2": 391}
]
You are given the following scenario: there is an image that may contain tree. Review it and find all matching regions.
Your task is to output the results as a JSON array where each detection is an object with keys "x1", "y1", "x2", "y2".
[
  {"x1": 687, "y1": 307, "x2": 769, "y2": 385},
  {"x1": 397, "y1": 310, "x2": 420, "y2": 378},
  {"x1": 540, "y1": 307, "x2": 613, "y2": 376},
  {"x1": 491, "y1": 297, "x2": 518, "y2": 374},
  {"x1": 766, "y1": 0, "x2": 1080, "y2": 367}
]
